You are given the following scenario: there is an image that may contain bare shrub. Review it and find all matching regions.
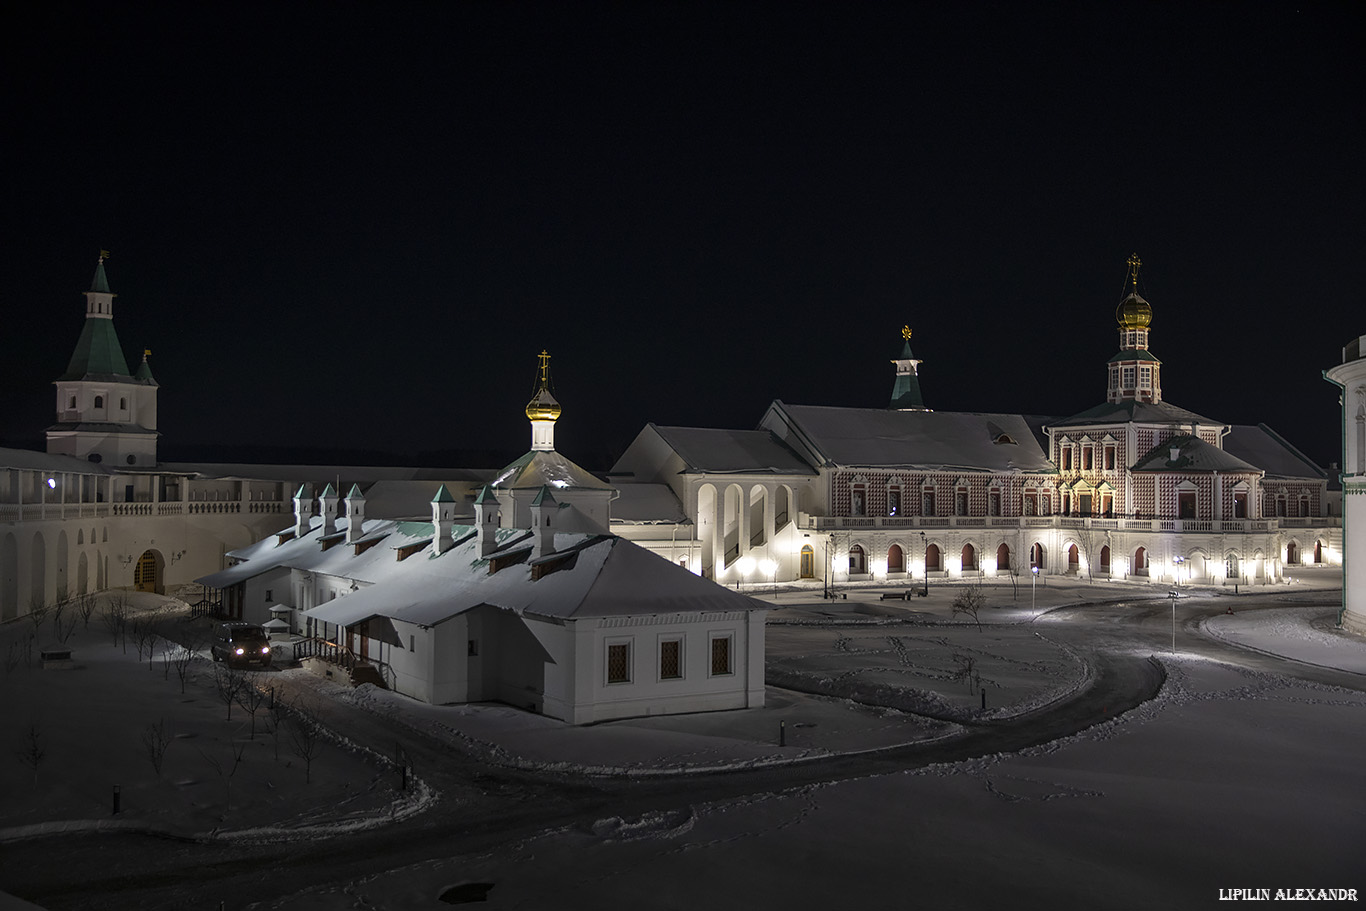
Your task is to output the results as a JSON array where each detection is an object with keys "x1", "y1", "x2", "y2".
[
  {"x1": 75, "y1": 592, "x2": 98, "y2": 629},
  {"x1": 102, "y1": 595, "x2": 130, "y2": 650},
  {"x1": 171, "y1": 636, "x2": 201, "y2": 694},
  {"x1": 288, "y1": 706, "x2": 322, "y2": 784},
  {"x1": 199, "y1": 742, "x2": 247, "y2": 820},
  {"x1": 236, "y1": 675, "x2": 267, "y2": 741},
  {"x1": 140, "y1": 718, "x2": 173, "y2": 778},
  {"x1": 214, "y1": 666, "x2": 246, "y2": 721},
  {"x1": 27, "y1": 597, "x2": 50, "y2": 637},
  {"x1": 951, "y1": 652, "x2": 979, "y2": 694},
  {"x1": 15, "y1": 719, "x2": 45, "y2": 785},
  {"x1": 951, "y1": 582, "x2": 988, "y2": 631}
]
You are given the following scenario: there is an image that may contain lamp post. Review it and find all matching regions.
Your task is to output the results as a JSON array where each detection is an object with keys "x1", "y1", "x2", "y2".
[
  {"x1": 1031, "y1": 565, "x2": 1039, "y2": 613},
  {"x1": 1168, "y1": 589, "x2": 1179, "y2": 653},
  {"x1": 1173, "y1": 554, "x2": 1185, "y2": 588},
  {"x1": 919, "y1": 531, "x2": 928, "y2": 597}
]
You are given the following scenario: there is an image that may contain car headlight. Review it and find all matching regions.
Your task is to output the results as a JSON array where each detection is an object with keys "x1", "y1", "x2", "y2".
[
  {"x1": 235, "y1": 647, "x2": 245, "y2": 655},
  {"x1": 261, "y1": 646, "x2": 270, "y2": 654}
]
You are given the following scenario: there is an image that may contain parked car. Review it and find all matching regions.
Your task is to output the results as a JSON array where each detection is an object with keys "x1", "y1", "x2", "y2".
[{"x1": 211, "y1": 622, "x2": 273, "y2": 668}]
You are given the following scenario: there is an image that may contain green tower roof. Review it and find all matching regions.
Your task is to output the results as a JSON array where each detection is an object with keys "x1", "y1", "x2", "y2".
[
  {"x1": 432, "y1": 483, "x2": 457, "y2": 503},
  {"x1": 59, "y1": 317, "x2": 132, "y2": 380},
  {"x1": 889, "y1": 339, "x2": 925, "y2": 410}
]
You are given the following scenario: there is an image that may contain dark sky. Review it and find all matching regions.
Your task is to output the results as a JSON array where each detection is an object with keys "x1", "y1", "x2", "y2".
[{"x1": 3, "y1": 2, "x2": 1362, "y2": 471}]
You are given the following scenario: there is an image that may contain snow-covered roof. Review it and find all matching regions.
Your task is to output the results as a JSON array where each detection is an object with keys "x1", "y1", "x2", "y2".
[
  {"x1": 0, "y1": 446, "x2": 114, "y2": 474},
  {"x1": 160, "y1": 462, "x2": 497, "y2": 485},
  {"x1": 491, "y1": 450, "x2": 614, "y2": 491},
  {"x1": 648, "y1": 425, "x2": 816, "y2": 474},
  {"x1": 1131, "y1": 434, "x2": 1262, "y2": 473},
  {"x1": 301, "y1": 527, "x2": 766, "y2": 629},
  {"x1": 1223, "y1": 424, "x2": 1326, "y2": 480},
  {"x1": 611, "y1": 482, "x2": 689, "y2": 523},
  {"x1": 770, "y1": 403, "x2": 1054, "y2": 473},
  {"x1": 1049, "y1": 399, "x2": 1222, "y2": 429}
]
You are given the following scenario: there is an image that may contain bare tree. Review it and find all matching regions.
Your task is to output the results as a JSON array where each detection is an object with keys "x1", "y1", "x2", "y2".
[
  {"x1": 199, "y1": 742, "x2": 247, "y2": 820},
  {"x1": 53, "y1": 611, "x2": 78, "y2": 644},
  {"x1": 951, "y1": 582, "x2": 988, "y2": 631},
  {"x1": 3, "y1": 641, "x2": 22, "y2": 676},
  {"x1": 75, "y1": 591, "x2": 98, "y2": 629},
  {"x1": 951, "y1": 652, "x2": 979, "y2": 694},
  {"x1": 15, "y1": 719, "x2": 45, "y2": 785},
  {"x1": 140, "y1": 718, "x2": 173, "y2": 778},
  {"x1": 1073, "y1": 526, "x2": 1097, "y2": 582},
  {"x1": 171, "y1": 636, "x2": 201, "y2": 695},
  {"x1": 288, "y1": 709, "x2": 323, "y2": 784},
  {"x1": 236, "y1": 674, "x2": 267, "y2": 741},
  {"x1": 214, "y1": 666, "x2": 246, "y2": 721},
  {"x1": 102, "y1": 595, "x2": 130, "y2": 650},
  {"x1": 27, "y1": 597, "x2": 50, "y2": 638}
]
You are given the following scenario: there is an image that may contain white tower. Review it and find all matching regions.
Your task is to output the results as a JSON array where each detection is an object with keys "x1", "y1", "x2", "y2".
[
  {"x1": 318, "y1": 483, "x2": 339, "y2": 536},
  {"x1": 431, "y1": 484, "x2": 456, "y2": 555},
  {"x1": 475, "y1": 484, "x2": 500, "y2": 557},
  {"x1": 530, "y1": 485, "x2": 557, "y2": 559},
  {"x1": 47, "y1": 253, "x2": 160, "y2": 466},
  {"x1": 344, "y1": 484, "x2": 366, "y2": 545},
  {"x1": 293, "y1": 484, "x2": 313, "y2": 538},
  {"x1": 1326, "y1": 335, "x2": 1366, "y2": 636}
]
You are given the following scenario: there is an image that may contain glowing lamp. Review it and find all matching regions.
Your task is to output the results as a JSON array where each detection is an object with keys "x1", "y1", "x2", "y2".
[{"x1": 738, "y1": 556, "x2": 756, "y2": 575}]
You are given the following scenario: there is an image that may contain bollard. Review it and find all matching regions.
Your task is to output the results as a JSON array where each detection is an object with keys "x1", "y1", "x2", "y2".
[
  {"x1": 780, "y1": 720, "x2": 786, "y2": 747},
  {"x1": 113, "y1": 784, "x2": 121, "y2": 815}
]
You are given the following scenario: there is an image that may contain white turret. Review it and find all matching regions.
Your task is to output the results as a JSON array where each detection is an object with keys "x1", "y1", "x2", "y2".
[
  {"x1": 344, "y1": 483, "x2": 366, "y2": 545},
  {"x1": 293, "y1": 484, "x2": 313, "y2": 538},
  {"x1": 431, "y1": 484, "x2": 456, "y2": 555},
  {"x1": 530, "y1": 485, "x2": 557, "y2": 559},
  {"x1": 318, "y1": 483, "x2": 339, "y2": 536},
  {"x1": 475, "y1": 484, "x2": 500, "y2": 557},
  {"x1": 525, "y1": 349, "x2": 561, "y2": 452}
]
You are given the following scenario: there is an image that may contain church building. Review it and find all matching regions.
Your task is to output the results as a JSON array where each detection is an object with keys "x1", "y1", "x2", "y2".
[{"x1": 610, "y1": 257, "x2": 1337, "y2": 590}]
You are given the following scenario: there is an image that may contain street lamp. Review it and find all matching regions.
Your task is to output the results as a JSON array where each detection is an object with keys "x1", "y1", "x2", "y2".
[
  {"x1": 919, "y1": 531, "x2": 928, "y2": 597},
  {"x1": 1173, "y1": 554, "x2": 1185, "y2": 588},
  {"x1": 1031, "y1": 565, "x2": 1040, "y2": 613},
  {"x1": 1168, "y1": 589, "x2": 1180, "y2": 653},
  {"x1": 760, "y1": 558, "x2": 778, "y2": 597}
]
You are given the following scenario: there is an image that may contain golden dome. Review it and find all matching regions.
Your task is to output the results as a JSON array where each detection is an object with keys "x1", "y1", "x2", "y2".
[
  {"x1": 525, "y1": 350, "x2": 561, "y2": 422},
  {"x1": 1115, "y1": 291, "x2": 1152, "y2": 330}
]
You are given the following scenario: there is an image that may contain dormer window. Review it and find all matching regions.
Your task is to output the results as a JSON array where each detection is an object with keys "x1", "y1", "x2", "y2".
[{"x1": 993, "y1": 433, "x2": 1016, "y2": 445}]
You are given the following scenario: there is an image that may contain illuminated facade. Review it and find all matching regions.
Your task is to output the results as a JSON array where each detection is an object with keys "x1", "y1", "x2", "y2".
[
  {"x1": 1325, "y1": 336, "x2": 1366, "y2": 635},
  {"x1": 612, "y1": 260, "x2": 1338, "y2": 589}
]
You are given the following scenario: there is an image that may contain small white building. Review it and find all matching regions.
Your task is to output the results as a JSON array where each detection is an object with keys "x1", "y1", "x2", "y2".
[{"x1": 199, "y1": 355, "x2": 768, "y2": 724}]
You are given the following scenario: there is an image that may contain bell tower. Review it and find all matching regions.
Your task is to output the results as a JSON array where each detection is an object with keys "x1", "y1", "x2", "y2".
[
  {"x1": 1106, "y1": 254, "x2": 1163, "y2": 405},
  {"x1": 47, "y1": 253, "x2": 160, "y2": 466},
  {"x1": 889, "y1": 326, "x2": 928, "y2": 411}
]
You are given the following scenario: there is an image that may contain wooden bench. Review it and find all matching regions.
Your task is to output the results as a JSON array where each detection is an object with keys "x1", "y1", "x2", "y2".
[{"x1": 40, "y1": 646, "x2": 74, "y2": 670}]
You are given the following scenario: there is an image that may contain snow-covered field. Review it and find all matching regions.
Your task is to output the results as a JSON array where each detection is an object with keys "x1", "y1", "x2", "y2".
[
  {"x1": 3, "y1": 584, "x2": 1363, "y2": 909},
  {"x1": 265, "y1": 656, "x2": 1366, "y2": 910}
]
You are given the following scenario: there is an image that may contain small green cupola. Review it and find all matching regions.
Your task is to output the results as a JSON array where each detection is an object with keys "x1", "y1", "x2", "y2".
[{"x1": 889, "y1": 325, "x2": 928, "y2": 411}]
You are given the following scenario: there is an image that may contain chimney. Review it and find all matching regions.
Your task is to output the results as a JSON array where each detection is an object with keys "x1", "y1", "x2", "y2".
[
  {"x1": 431, "y1": 484, "x2": 456, "y2": 555},
  {"x1": 344, "y1": 483, "x2": 366, "y2": 545},
  {"x1": 318, "y1": 483, "x2": 339, "y2": 536},
  {"x1": 475, "y1": 484, "x2": 500, "y2": 557},
  {"x1": 1169, "y1": 446, "x2": 1180, "y2": 464},
  {"x1": 530, "y1": 485, "x2": 557, "y2": 559},
  {"x1": 293, "y1": 484, "x2": 313, "y2": 538}
]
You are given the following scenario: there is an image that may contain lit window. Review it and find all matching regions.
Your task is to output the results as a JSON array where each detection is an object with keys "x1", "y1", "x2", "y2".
[
  {"x1": 887, "y1": 488, "x2": 900, "y2": 516},
  {"x1": 710, "y1": 636, "x2": 733, "y2": 676},
  {"x1": 659, "y1": 639, "x2": 682, "y2": 680},
  {"x1": 607, "y1": 642, "x2": 631, "y2": 684}
]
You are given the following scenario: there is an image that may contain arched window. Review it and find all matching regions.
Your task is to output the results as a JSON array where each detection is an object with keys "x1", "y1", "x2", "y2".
[
  {"x1": 848, "y1": 544, "x2": 867, "y2": 575},
  {"x1": 1314, "y1": 540, "x2": 1323, "y2": 564},
  {"x1": 1030, "y1": 542, "x2": 1045, "y2": 569},
  {"x1": 996, "y1": 543, "x2": 1010, "y2": 571},
  {"x1": 119, "y1": 397, "x2": 127, "y2": 410},
  {"x1": 800, "y1": 545, "x2": 815, "y2": 579},
  {"x1": 1067, "y1": 544, "x2": 1080, "y2": 572},
  {"x1": 925, "y1": 543, "x2": 941, "y2": 572},
  {"x1": 961, "y1": 543, "x2": 976, "y2": 571},
  {"x1": 94, "y1": 395, "x2": 104, "y2": 408},
  {"x1": 68, "y1": 395, "x2": 76, "y2": 409},
  {"x1": 1286, "y1": 541, "x2": 1299, "y2": 564},
  {"x1": 1100, "y1": 545, "x2": 1111, "y2": 574},
  {"x1": 1134, "y1": 546, "x2": 1149, "y2": 576},
  {"x1": 887, "y1": 544, "x2": 904, "y2": 573}
]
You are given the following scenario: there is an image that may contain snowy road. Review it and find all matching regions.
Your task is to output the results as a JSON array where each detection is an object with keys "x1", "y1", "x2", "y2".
[{"x1": 2, "y1": 588, "x2": 1360, "y2": 909}]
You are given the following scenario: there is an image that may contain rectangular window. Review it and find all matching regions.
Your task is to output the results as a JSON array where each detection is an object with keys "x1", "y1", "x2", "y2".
[
  {"x1": 1122, "y1": 366, "x2": 1136, "y2": 388},
  {"x1": 1024, "y1": 492, "x2": 1036, "y2": 516},
  {"x1": 467, "y1": 639, "x2": 479, "y2": 657},
  {"x1": 1104, "y1": 446, "x2": 1116, "y2": 470},
  {"x1": 1062, "y1": 449, "x2": 1072, "y2": 471},
  {"x1": 710, "y1": 635, "x2": 733, "y2": 676},
  {"x1": 923, "y1": 492, "x2": 935, "y2": 516},
  {"x1": 1233, "y1": 493, "x2": 1247, "y2": 518},
  {"x1": 607, "y1": 642, "x2": 631, "y2": 684},
  {"x1": 1140, "y1": 366, "x2": 1151, "y2": 387},
  {"x1": 887, "y1": 489, "x2": 900, "y2": 516},
  {"x1": 1082, "y1": 448, "x2": 1093, "y2": 471},
  {"x1": 659, "y1": 639, "x2": 682, "y2": 680},
  {"x1": 410, "y1": 635, "x2": 415, "y2": 652},
  {"x1": 955, "y1": 490, "x2": 968, "y2": 516},
  {"x1": 989, "y1": 491, "x2": 1001, "y2": 516}
]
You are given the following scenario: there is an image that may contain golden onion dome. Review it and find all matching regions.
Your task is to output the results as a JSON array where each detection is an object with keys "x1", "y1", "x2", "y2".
[
  {"x1": 525, "y1": 349, "x2": 561, "y2": 422},
  {"x1": 1115, "y1": 291, "x2": 1152, "y2": 330},
  {"x1": 526, "y1": 388, "x2": 561, "y2": 422}
]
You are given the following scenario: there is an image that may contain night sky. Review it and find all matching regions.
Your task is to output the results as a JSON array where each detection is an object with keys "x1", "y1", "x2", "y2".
[{"x1": 3, "y1": 2, "x2": 1362, "y2": 472}]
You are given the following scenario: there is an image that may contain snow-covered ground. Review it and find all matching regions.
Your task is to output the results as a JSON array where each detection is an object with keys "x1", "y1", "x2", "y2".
[
  {"x1": 3, "y1": 577, "x2": 1362, "y2": 909},
  {"x1": 262, "y1": 655, "x2": 1366, "y2": 910}
]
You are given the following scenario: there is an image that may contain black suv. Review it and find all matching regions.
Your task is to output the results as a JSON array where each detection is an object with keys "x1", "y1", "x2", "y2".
[{"x1": 211, "y1": 622, "x2": 273, "y2": 668}]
